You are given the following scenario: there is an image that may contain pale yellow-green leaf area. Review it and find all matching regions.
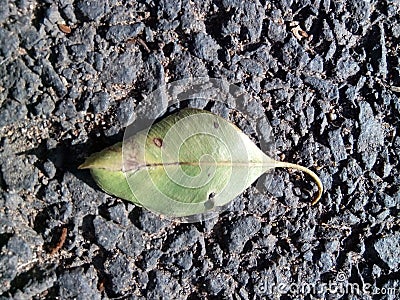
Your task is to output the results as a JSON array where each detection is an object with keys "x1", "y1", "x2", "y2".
[{"x1": 79, "y1": 108, "x2": 323, "y2": 218}]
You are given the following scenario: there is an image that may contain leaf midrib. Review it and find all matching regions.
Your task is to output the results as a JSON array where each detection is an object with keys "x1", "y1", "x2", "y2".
[{"x1": 121, "y1": 161, "x2": 276, "y2": 172}]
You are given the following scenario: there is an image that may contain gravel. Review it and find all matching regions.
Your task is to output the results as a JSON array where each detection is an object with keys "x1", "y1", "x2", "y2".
[
  {"x1": 1, "y1": 0, "x2": 399, "y2": 298},
  {"x1": 374, "y1": 233, "x2": 400, "y2": 270}
]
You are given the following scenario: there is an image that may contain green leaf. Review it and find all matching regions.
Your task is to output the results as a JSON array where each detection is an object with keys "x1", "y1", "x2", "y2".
[{"x1": 79, "y1": 108, "x2": 323, "y2": 218}]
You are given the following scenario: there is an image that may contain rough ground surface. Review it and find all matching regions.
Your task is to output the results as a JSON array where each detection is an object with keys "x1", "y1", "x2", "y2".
[{"x1": 1, "y1": 0, "x2": 400, "y2": 299}]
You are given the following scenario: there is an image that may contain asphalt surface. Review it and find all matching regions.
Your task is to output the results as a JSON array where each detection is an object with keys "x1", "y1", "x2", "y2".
[{"x1": 0, "y1": 0, "x2": 399, "y2": 299}]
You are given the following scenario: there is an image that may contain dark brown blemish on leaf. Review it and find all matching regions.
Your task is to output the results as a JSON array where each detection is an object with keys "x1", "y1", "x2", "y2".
[
  {"x1": 205, "y1": 192, "x2": 216, "y2": 210},
  {"x1": 153, "y1": 137, "x2": 163, "y2": 148},
  {"x1": 214, "y1": 121, "x2": 219, "y2": 129}
]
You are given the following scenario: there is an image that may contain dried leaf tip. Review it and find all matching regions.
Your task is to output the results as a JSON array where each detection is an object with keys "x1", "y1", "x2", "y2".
[
  {"x1": 78, "y1": 161, "x2": 89, "y2": 169},
  {"x1": 78, "y1": 143, "x2": 123, "y2": 171}
]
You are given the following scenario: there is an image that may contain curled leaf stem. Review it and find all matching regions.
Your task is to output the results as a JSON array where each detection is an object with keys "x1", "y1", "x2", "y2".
[{"x1": 273, "y1": 161, "x2": 323, "y2": 205}]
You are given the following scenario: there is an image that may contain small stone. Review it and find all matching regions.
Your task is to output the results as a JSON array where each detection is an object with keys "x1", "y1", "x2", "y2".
[
  {"x1": 91, "y1": 91, "x2": 110, "y2": 114},
  {"x1": 56, "y1": 99, "x2": 77, "y2": 119},
  {"x1": 141, "y1": 249, "x2": 162, "y2": 270},
  {"x1": 93, "y1": 53, "x2": 104, "y2": 71},
  {"x1": 0, "y1": 100, "x2": 28, "y2": 127},
  {"x1": 328, "y1": 129, "x2": 347, "y2": 162},
  {"x1": 266, "y1": 173, "x2": 284, "y2": 198},
  {"x1": 374, "y1": 233, "x2": 400, "y2": 270},
  {"x1": 348, "y1": 0, "x2": 372, "y2": 21},
  {"x1": 93, "y1": 216, "x2": 122, "y2": 250},
  {"x1": 319, "y1": 252, "x2": 334, "y2": 272},
  {"x1": 209, "y1": 243, "x2": 224, "y2": 265},
  {"x1": 191, "y1": 32, "x2": 220, "y2": 62},
  {"x1": 157, "y1": 0, "x2": 182, "y2": 20},
  {"x1": 136, "y1": 209, "x2": 169, "y2": 233},
  {"x1": 107, "y1": 203, "x2": 129, "y2": 225},
  {"x1": 168, "y1": 226, "x2": 200, "y2": 254},
  {"x1": 69, "y1": 44, "x2": 88, "y2": 61},
  {"x1": 307, "y1": 55, "x2": 324, "y2": 73},
  {"x1": 0, "y1": 28, "x2": 19, "y2": 58},
  {"x1": 106, "y1": 52, "x2": 142, "y2": 85},
  {"x1": 268, "y1": 20, "x2": 286, "y2": 42},
  {"x1": 20, "y1": 28, "x2": 40, "y2": 50},
  {"x1": 205, "y1": 272, "x2": 229, "y2": 295},
  {"x1": 76, "y1": 0, "x2": 109, "y2": 21},
  {"x1": 335, "y1": 54, "x2": 360, "y2": 81},
  {"x1": 116, "y1": 97, "x2": 135, "y2": 125},
  {"x1": 174, "y1": 251, "x2": 193, "y2": 270},
  {"x1": 117, "y1": 226, "x2": 144, "y2": 257},
  {"x1": 139, "y1": 53, "x2": 165, "y2": 94},
  {"x1": 147, "y1": 270, "x2": 180, "y2": 298},
  {"x1": 221, "y1": 1, "x2": 264, "y2": 43},
  {"x1": 0, "y1": 0, "x2": 9, "y2": 23},
  {"x1": 8, "y1": 234, "x2": 30, "y2": 258},
  {"x1": 1, "y1": 156, "x2": 38, "y2": 192},
  {"x1": 173, "y1": 52, "x2": 208, "y2": 79},
  {"x1": 4, "y1": 193, "x2": 22, "y2": 210},
  {"x1": 0, "y1": 254, "x2": 18, "y2": 294},
  {"x1": 58, "y1": 266, "x2": 100, "y2": 299},
  {"x1": 357, "y1": 101, "x2": 384, "y2": 169},
  {"x1": 43, "y1": 160, "x2": 57, "y2": 179},
  {"x1": 282, "y1": 37, "x2": 310, "y2": 69},
  {"x1": 105, "y1": 255, "x2": 133, "y2": 294},
  {"x1": 304, "y1": 76, "x2": 339, "y2": 101},
  {"x1": 41, "y1": 61, "x2": 67, "y2": 97},
  {"x1": 106, "y1": 23, "x2": 144, "y2": 44},
  {"x1": 12, "y1": 267, "x2": 56, "y2": 299},
  {"x1": 34, "y1": 94, "x2": 56, "y2": 117},
  {"x1": 225, "y1": 216, "x2": 261, "y2": 252},
  {"x1": 62, "y1": 4, "x2": 77, "y2": 23}
]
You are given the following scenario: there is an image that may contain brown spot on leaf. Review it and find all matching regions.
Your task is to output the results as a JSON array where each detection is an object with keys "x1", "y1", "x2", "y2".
[
  {"x1": 153, "y1": 138, "x2": 163, "y2": 148},
  {"x1": 214, "y1": 121, "x2": 219, "y2": 129}
]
